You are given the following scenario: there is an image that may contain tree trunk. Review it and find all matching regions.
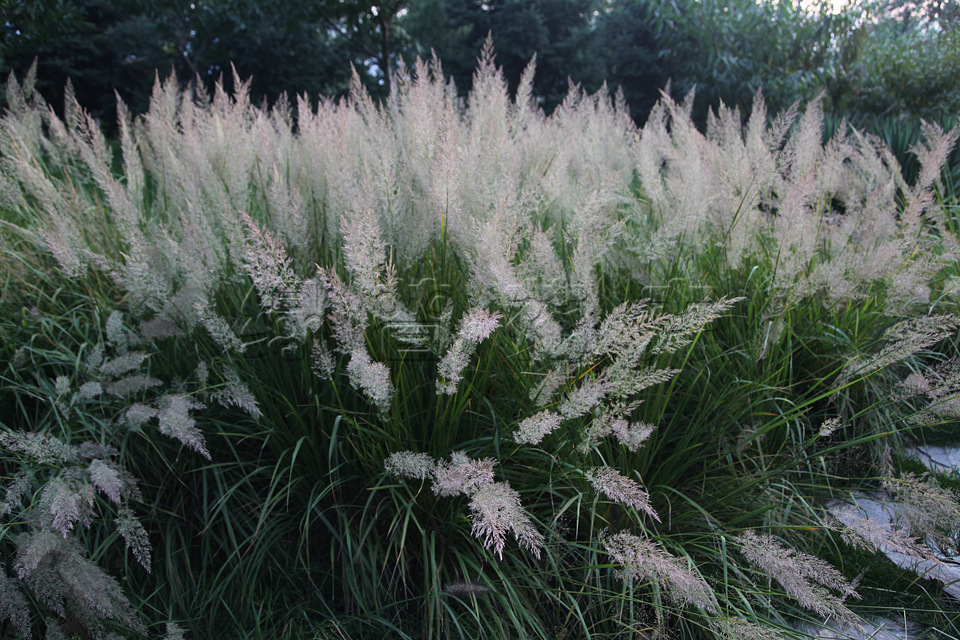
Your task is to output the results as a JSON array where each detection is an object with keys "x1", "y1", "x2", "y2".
[{"x1": 380, "y1": 11, "x2": 392, "y2": 96}]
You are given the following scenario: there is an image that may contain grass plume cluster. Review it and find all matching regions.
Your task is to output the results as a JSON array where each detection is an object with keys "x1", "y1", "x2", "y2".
[{"x1": 2, "y1": 46, "x2": 960, "y2": 639}]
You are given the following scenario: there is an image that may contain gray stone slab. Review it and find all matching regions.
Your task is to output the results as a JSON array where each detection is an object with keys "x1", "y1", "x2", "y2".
[
  {"x1": 832, "y1": 493, "x2": 960, "y2": 600},
  {"x1": 811, "y1": 445, "x2": 960, "y2": 637},
  {"x1": 906, "y1": 445, "x2": 960, "y2": 476},
  {"x1": 797, "y1": 616, "x2": 919, "y2": 640}
]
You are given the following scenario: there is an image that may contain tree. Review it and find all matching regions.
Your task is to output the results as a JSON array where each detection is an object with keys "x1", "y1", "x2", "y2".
[
  {"x1": 841, "y1": 0, "x2": 960, "y2": 120},
  {"x1": 1, "y1": 0, "x2": 171, "y2": 122},
  {"x1": 596, "y1": 0, "x2": 857, "y2": 125},
  {"x1": 321, "y1": 0, "x2": 410, "y2": 97},
  {"x1": 0, "y1": 0, "x2": 389, "y2": 122},
  {"x1": 152, "y1": 0, "x2": 357, "y2": 105},
  {"x1": 592, "y1": 0, "x2": 668, "y2": 124},
  {"x1": 402, "y1": 0, "x2": 603, "y2": 112}
]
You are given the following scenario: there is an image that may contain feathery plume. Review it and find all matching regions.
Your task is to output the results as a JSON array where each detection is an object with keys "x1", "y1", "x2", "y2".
[
  {"x1": 518, "y1": 229, "x2": 565, "y2": 307},
  {"x1": 829, "y1": 504, "x2": 934, "y2": 561},
  {"x1": 559, "y1": 378, "x2": 607, "y2": 419},
  {"x1": 106, "y1": 311, "x2": 130, "y2": 354},
  {"x1": 711, "y1": 617, "x2": 792, "y2": 640},
  {"x1": 240, "y1": 213, "x2": 300, "y2": 311},
  {"x1": 39, "y1": 474, "x2": 94, "y2": 537},
  {"x1": 311, "y1": 338, "x2": 336, "y2": 381},
  {"x1": 76, "y1": 382, "x2": 103, "y2": 401},
  {"x1": 468, "y1": 481, "x2": 543, "y2": 559},
  {"x1": 603, "y1": 365, "x2": 679, "y2": 400},
  {"x1": 341, "y1": 208, "x2": 391, "y2": 306},
  {"x1": 87, "y1": 460, "x2": 123, "y2": 504},
  {"x1": 601, "y1": 532, "x2": 716, "y2": 611},
  {"x1": 888, "y1": 472, "x2": 960, "y2": 553},
  {"x1": 124, "y1": 404, "x2": 158, "y2": 427},
  {"x1": 346, "y1": 348, "x2": 394, "y2": 413},
  {"x1": 911, "y1": 121, "x2": 960, "y2": 193},
  {"x1": 529, "y1": 364, "x2": 568, "y2": 407},
  {"x1": 83, "y1": 344, "x2": 103, "y2": 370},
  {"x1": 138, "y1": 317, "x2": 182, "y2": 341},
  {"x1": 436, "y1": 308, "x2": 502, "y2": 395},
  {"x1": 54, "y1": 376, "x2": 71, "y2": 398},
  {"x1": 105, "y1": 311, "x2": 128, "y2": 351},
  {"x1": 195, "y1": 361, "x2": 209, "y2": 386},
  {"x1": 105, "y1": 374, "x2": 162, "y2": 398},
  {"x1": 457, "y1": 307, "x2": 503, "y2": 343},
  {"x1": 99, "y1": 352, "x2": 148, "y2": 379},
  {"x1": 513, "y1": 411, "x2": 563, "y2": 446},
  {"x1": 211, "y1": 368, "x2": 262, "y2": 418},
  {"x1": 443, "y1": 581, "x2": 490, "y2": 597},
  {"x1": 0, "y1": 432, "x2": 77, "y2": 465},
  {"x1": 587, "y1": 467, "x2": 659, "y2": 521},
  {"x1": 433, "y1": 452, "x2": 497, "y2": 497},
  {"x1": 39, "y1": 228, "x2": 86, "y2": 279},
  {"x1": 652, "y1": 297, "x2": 744, "y2": 355},
  {"x1": 284, "y1": 275, "x2": 326, "y2": 342},
  {"x1": 610, "y1": 419, "x2": 656, "y2": 452},
  {"x1": 196, "y1": 303, "x2": 246, "y2": 354},
  {"x1": 385, "y1": 449, "x2": 541, "y2": 559},
  {"x1": 839, "y1": 314, "x2": 960, "y2": 384},
  {"x1": 896, "y1": 359, "x2": 960, "y2": 424},
  {"x1": 593, "y1": 301, "x2": 659, "y2": 359},
  {"x1": 436, "y1": 339, "x2": 474, "y2": 396},
  {"x1": 157, "y1": 394, "x2": 210, "y2": 460},
  {"x1": 818, "y1": 417, "x2": 842, "y2": 438},
  {"x1": 15, "y1": 532, "x2": 144, "y2": 635},
  {"x1": 116, "y1": 504, "x2": 151, "y2": 572},
  {"x1": 318, "y1": 267, "x2": 368, "y2": 353},
  {"x1": 1, "y1": 471, "x2": 32, "y2": 517},
  {"x1": 163, "y1": 622, "x2": 186, "y2": 640},
  {"x1": 0, "y1": 563, "x2": 31, "y2": 639},
  {"x1": 737, "y1": 529, "x2": 859, "y2": 622},
  {"x1": 384, "y1": 451, "x2": 437, "y2": 480}
]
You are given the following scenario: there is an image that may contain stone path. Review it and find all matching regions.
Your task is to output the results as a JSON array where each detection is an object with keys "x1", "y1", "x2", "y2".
[
  {"x1": 826, "y1": 445, "x2": 960, "y2": 601},
  {"x1": 906, "y1": 444, "x2": 960, "y2": 477},
  {"x1": 810, "y1": 444, "x2": 960, "y2": 638},
  {"x1": 831, "y1": 492, "x2": 960, "y2": 600},
  {"x1": 796, "y1": 616, "x2": 919, "y2": 640}
]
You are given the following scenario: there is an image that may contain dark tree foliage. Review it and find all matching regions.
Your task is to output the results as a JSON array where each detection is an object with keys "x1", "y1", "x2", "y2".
[
  {"x1": 402, "y1": 0, "x2": 604, "y2": 113},
  {"x1": 2, "y1": 0, "x2": 960, "y2": 133},
  {"x1": 321, "y1": 0, "x2": 410, "y2": 97},
  {"x1": 153, "y1": 0, "x2": 357, "y2": 106},
  {"x1": 0, "y1": 0, "x2": 403, "y2": 127},
  {"x1": 596, "y1": 0, "x2": 855, "y2": 126},
  {"x1": 592, "y1": 0, "x2": 668, "y2": 124},
  {"x1": 841, "y1": 0, "x2": 960, "y2": 122},
  {"x1": 1, "y1": 0, "x2": 170, "y2": 122}
]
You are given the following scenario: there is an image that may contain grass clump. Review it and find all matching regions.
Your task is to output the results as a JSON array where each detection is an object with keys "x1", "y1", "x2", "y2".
[{"x1": 2, "y1": 48, "x2": 960, "y2": 639}]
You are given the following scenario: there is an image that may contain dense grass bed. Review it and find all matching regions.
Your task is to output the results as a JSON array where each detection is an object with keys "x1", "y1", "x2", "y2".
[{"x1": 2, "y1": 55, "x2": 960, "y2": 639}]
